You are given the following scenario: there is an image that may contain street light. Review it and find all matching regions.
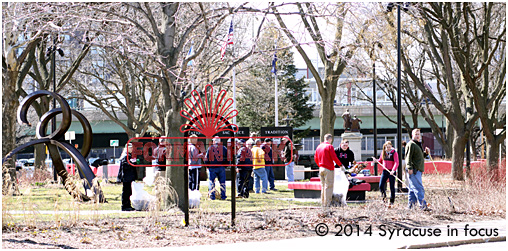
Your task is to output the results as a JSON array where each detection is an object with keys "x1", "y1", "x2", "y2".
[
  {"x1": 386, "y1": 2, "x2": 408, "y2": 192},
  {"x1": 370, "y1": 42, "x2": 382, "y2": 176},
  {"x1": 46, "y1": 39, "x2": 64, "y2": 182}
]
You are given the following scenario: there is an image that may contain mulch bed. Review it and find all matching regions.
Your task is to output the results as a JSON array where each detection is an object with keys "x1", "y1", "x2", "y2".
[{"x1": 2, "y1": 201, "x2": 504, "y2": 249}]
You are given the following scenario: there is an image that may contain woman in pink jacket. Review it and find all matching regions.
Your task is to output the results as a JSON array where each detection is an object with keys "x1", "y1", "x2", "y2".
[{"x1": 374, "y1": 141, "x2": 399, "y2": 204}]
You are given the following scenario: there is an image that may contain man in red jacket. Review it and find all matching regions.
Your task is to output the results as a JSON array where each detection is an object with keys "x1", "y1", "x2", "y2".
[{"x1": 314, "y1": 134, "x2": 343, "y2": 207}]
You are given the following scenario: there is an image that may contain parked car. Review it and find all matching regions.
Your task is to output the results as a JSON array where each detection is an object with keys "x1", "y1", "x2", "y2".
[
  {"x1": 20, "y1": 158, "x2": 52, "y2": 173},
  {"x1": 15, "y1": 159, "x2": 28, "y2": 171},
  {"x1": 23, "y1": 158, "x2": 35, "y2": 167},
  {"x1": 297, "y1": 155, "x2": 318, "y2": 169}
]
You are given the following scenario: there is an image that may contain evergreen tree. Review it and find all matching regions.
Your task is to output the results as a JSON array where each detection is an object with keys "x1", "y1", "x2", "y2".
[{"x1": 236, "y1": 28, "x2": 314, "y2": 133}]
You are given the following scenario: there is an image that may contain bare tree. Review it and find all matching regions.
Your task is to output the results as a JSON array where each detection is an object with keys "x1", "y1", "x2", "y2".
[
  {"x1": 272, "y1": 2, "x2": 373, "y2": 142},
  {"x1": 83, "y1": 2, "x2": 268, "y2": 210},
  {"x1": 3, "y1": 2, "x2": 100, "y2": 185},
  {"x1": 435, "y1": 2, "x2": 506, "y2": 171},
  {"x1": 388, "y1": 3, "x2": 478, "y2": 180},
  {"x1": 2, "y1": 3, "x2": 43, "y2": 192},
  {"x1": 71, "y1": 49, "x2": 160, "y2": 140}
]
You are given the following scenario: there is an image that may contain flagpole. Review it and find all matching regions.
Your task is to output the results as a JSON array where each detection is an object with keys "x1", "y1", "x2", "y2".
[
  {"x1": 275, "y1": 71, "x2": 278, "y2": 127},
  {"x1": 233, "y1": 66, "x2": 236, "y2": 125},
  {"x1": 232, "y1": 16, "x2": 237, "y2": 126},
  {"x1": 274, "y1": 46, "x2": 278, "y2": 127}
]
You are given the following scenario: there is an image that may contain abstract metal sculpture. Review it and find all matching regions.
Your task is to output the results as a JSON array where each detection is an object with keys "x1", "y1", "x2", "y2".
[{"x1": 2, "y1": 90, "x2": 105, "y2": 202}]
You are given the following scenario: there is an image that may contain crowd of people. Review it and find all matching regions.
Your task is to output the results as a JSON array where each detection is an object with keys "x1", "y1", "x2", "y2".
[
  {"x1": 117, "y1": 128, "x2": 430, "y2": 211},
  {"x1": 236, "y1": 134, "x2": 294, "y2": 198},
  {"x1": 314, "y1": 128, "x2": 430, "y2": 210}
]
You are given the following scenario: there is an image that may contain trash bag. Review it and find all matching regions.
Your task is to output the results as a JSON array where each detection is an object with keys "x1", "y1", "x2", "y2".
[
  {"x1": 130, "y1": 181, "x2": 155, "y2": 211},
  {"x1": 332, "y1": 169, "x2": 349, "y2": 206},
  {"x1": 142, "y1": 167, "x2": 155, "y2": 186},
  {"x1": 189, "y1": 189, "x2": 201, "y2": 208}
]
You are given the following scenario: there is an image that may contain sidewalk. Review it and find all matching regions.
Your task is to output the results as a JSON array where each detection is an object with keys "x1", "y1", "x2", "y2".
[{"x1": 162, "y1": 219, "x2": 506, "y2": 250}]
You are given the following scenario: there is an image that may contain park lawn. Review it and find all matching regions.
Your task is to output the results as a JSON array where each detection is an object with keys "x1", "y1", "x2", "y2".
[
  {"x1": 3, "y1": 182, "x2": 124, "y2": 212},
  {"x1": 3, "y1": 182, "x2": 321, "y2": 216},
  {"x1": 196, "y1": 183, "x2": 321, "y2": 213}
]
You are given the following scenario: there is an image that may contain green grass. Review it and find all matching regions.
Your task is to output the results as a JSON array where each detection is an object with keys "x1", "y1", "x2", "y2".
[
  {"x1": 196, "y1": 183, "x2": 320, "y2": 213},
  {"x1": 3, "y1": 183, "x2": 124, "y2": 211},
  {"x1": 3, "y1": 181, "x2": 320, "y2": 214}
]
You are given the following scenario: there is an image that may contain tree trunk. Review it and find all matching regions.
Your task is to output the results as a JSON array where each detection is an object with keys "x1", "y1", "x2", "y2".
[
  {"x1": 485, "y1": 136, "x2": 499, "y2": 172},
  {"x1": 319, "y1": 93, "x2": 336, "y2": 143},
  {"x1": 35, "y1": 144, "x2": 46, "y2": 169},
  {"x1": 442, "y1": 120, "x2": 453, "y2": 159},
  {"x1": 165, "y1": 95, "x2": 185, "y2": 210},
  {"x1": 2, "y1": 71, "x2": 19, "y2": 195},
  {"x1": 34, "y1": 100, "x2": 50, "y2": 170},
  {"x1": 451, "y1": 133, "x2": 466, "y2": 181}
]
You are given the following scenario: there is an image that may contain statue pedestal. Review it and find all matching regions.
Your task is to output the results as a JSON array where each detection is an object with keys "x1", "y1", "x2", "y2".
[{"x1": 341, "y1": 132, "x2": 363, "y2": 162}]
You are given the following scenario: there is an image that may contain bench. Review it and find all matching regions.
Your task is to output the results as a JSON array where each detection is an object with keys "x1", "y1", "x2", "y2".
[
  {"x1": 310, "y1": 176, "x2": 381, "y2": 191},
  {"x1": 288, "y1": 181, "x2": 371, "y2": 200}
]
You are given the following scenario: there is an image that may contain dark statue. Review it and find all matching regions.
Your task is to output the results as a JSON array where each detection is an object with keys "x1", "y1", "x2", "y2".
[
  {"x1": 342, "y1": 109, "x2": 351, "y2": 131},
  {"x1": 2, "y1": 90, "x2": 105, "y2": 202},
  {"x1": 350, "y1": 115, "x2": 362, "y2": 132}
]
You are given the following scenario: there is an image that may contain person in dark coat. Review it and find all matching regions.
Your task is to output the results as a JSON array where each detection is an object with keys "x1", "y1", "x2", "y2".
[
  {"x1": 335, "y1": 139, "x2": 355, "y2": 169},
  {"x1": 236, "y1": 139, "x2": 253, "y2": 198},
  {"x1": 117, "y1": 143, "x2": 138, "y2": 211},
  {"x1": 153, "y1": 138, "x2": 168, "y2": 180}
]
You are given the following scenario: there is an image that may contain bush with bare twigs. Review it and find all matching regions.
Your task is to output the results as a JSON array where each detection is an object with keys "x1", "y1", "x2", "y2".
[{"x1": 16, "y1": 167, "x2": 53, "y2": 187}]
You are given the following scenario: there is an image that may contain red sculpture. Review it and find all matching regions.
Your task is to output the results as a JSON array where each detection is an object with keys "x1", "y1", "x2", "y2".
[{"x1": 179, "y1": 84, "x2": 238, "y2": 137}]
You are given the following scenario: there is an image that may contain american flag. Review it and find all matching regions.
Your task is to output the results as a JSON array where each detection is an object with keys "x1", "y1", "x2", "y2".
[{"x1": 220, "y1": 20, "x2": 234, "y2": 61}]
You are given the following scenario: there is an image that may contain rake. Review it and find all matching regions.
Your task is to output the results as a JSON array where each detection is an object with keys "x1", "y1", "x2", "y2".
[
  {"x1": 373, "y1": 158, "x2": 407, "y2": 186},
  {"x1": 428, "y1": 152, "x2": 456, "y2": 212}
]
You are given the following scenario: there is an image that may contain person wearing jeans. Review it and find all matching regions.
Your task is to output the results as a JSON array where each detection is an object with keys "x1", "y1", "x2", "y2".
[
  {"x1": 261, "y1": 138, "x2": 276, "y2": 191},
  {"x1": 314, "y1": 134, "x2": 343, "y2": 207},
  {"x1": 205, "y1": 136, "x2": 228, "y2": 200},
  {"x1": 374, "y1": 141, "x2": 399, "y2": 204},
  {"x1": 207, "y1": 167, "x2": 226, "y2": 200},
  {"x1": 281, "y1": 137, "x2": 295, "y2": 182},
  {"x1": 405, "y1": 128, "x2": 430, "y2": 210},
  {"x1": 252, "y1": 139, "x2": 269, "y2": 193}
]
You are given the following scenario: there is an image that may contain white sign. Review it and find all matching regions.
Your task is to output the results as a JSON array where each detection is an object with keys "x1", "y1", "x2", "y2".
[
  {"x1": 110, "y1": 139, "x2": 119, "y2": 147},
  {"x1": 65, "y1": 131, "x2": 75, "y2": 141}
]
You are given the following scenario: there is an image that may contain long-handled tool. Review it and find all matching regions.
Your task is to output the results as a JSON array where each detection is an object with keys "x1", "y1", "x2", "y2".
[
  {"x1": 428, "y1": 152, "x2": 455, "y2": 212},
  {"x1": 373, "y1": 158, "x2": 407, "y2": 187}
]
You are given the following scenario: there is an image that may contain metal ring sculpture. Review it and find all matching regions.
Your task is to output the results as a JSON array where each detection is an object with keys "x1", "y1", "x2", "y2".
[{"x1": 2, "y1": 90, "x2": 105, "y2": 202}]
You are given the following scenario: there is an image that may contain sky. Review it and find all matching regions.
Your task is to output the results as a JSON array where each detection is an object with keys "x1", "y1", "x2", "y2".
[{"x1": 238, "y1": 2, "x2": 385, "y2": 70}]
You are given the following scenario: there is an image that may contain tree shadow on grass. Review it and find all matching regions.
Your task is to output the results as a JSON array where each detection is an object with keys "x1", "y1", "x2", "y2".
[{"x1": 3, "y1": 238, "x2": 75, "y2": 249}]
